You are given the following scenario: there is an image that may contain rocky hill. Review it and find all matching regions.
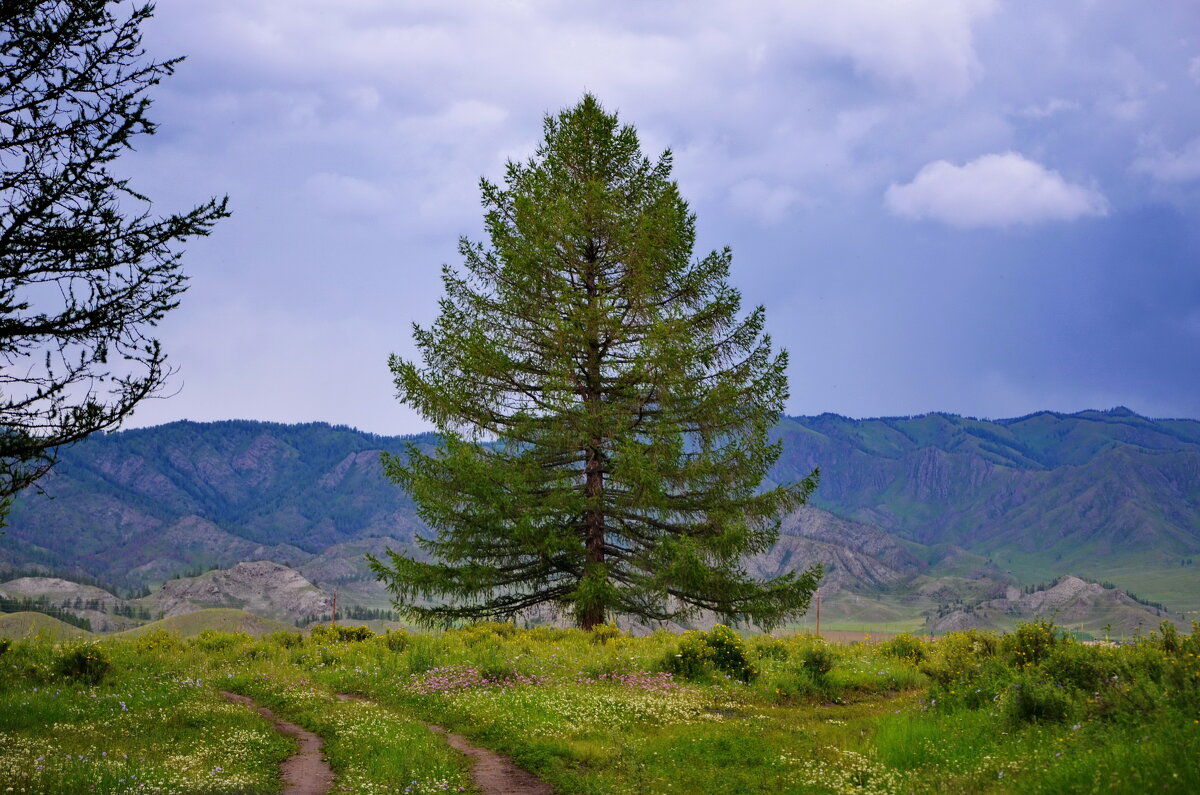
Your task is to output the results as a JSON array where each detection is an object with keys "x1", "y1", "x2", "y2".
[
  {"x1": 144, "y1": 561, "x2": 331, "y2": 623},
  {"x1": 926, "y1": 575, "x2": 1176, "y2": 636}
]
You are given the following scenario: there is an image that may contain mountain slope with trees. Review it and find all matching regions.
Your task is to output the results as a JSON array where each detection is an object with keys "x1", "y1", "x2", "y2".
[{"x1": 0, "y1": 408, "x2": 1197, "y2": 615}]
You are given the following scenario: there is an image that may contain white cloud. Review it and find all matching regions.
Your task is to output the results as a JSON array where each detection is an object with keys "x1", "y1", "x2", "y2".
[
  {"x1": 763, "y1": 0, "x2": 997, "y2": 97},
  {"x1": 304, "y1": 172, "x2": 394, "y2": 216},
  {"x1": 885, "y1": 152, "x2": 1109, "y2": 227},
  {"x1": 1132, "y1": 137, "x2": 1200, "y2": 182},
  {"x1": 728, "y1": 179, "x2": 800, "y2": 225},
  {"x1": 1016, "y1": 98, "x2": 1080, "y2": 119}
]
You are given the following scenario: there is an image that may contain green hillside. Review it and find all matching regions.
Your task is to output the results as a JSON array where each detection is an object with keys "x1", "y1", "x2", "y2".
[{"x1": 0, "y1": 612, "x2": 93, "y2": 640}]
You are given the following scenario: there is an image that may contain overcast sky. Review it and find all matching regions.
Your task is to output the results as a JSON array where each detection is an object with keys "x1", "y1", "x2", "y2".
[{"x1": 115, "y1": 0, "x2": 1200, "y2": 434}]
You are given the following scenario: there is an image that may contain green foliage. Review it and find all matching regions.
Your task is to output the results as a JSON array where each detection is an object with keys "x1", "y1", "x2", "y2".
[
  {"x1": 310, "y1": 623, "x2": 375, "y2": 644},
  {"x1": 663, "y1": 625, "x2": 758, "y2": 682},
  {"x1": 749, "y1": 635, "x2": 790, "y2": 661},
  {"x1": 371, "y1": 94, "x2": 820, "y2": 631},
  {"x1": 54, "y1": 642, "x2": 110, "y2": 684},
  {"x1": 663, "y1": 630, "x2": 714, "y2": 681},
  {"x1": 799, "y1": 643, "x2": 836, "y2": 678},
  {"x1": 190, "y1": 629, "x2": 251, "y2": 652},
  {"x1": 133, "y1": 629, "x2": 184, "y2": 655},
  {"x1": 879, "y1": 632, "x2": 928, "y2": 665},
  {"x1": 0, "y1": 637, "x2": 9, "y2": 657},
  {"x1": 703, "y1": 625, "x2": 759, "y2": 682},
  {"x1": 1000, "y1": 618, "x2": 1062, "y2": 667},
  {"x1": 268, "y1": 630, "x2": 304, "y2": 649},
  {"x1": 1001, "y1": 672, "x2": 1072, "y2": 725},
  {"x1": 379, "y1": 629, "x2": 411, "y2": 652},
  {"x1": 454, "y1": 621, "x2": 521, "y2": 645},
  {"x1": 590, "y1": 623, "x2": 623, "y2": 644}
]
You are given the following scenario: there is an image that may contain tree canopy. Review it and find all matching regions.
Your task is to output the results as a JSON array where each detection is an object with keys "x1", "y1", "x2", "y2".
[
  {"x1": 370, "y1": 95, "x2": 820, "y2": 630},
  {"x1": 0, "y1": 0, "x2": 228, "y2": 513}
]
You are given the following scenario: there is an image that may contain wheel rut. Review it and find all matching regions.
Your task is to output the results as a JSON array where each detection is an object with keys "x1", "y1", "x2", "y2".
[
  {"x1": 222, "y1": 691, "x2": 334, "y2": 795},
  {"x1": 336, "y1": 693, "x2": 554, "y2": 794}
]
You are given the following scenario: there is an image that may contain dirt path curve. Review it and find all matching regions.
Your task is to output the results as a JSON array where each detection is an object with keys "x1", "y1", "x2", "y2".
[
  {"x1": 222, "y1": 691, "x2": 334, "y2": 795},
  {"x1": 336, "y1": 693, "x2": 553, "y2": 795}
]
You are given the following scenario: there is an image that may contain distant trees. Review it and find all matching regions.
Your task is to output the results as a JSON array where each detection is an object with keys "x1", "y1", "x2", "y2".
[
  {"x1": 0, "y1": 1, "x2": 228, "y2": 518},
  {"x1": 371, "y1": 96, "x2": 820, "y2": 630}
]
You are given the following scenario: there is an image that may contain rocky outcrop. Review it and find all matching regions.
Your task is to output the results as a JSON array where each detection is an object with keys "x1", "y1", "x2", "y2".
[
  {"x1": 925, "y1": 575, "x2": 1180, "y2": 635},
  {"x1": 145, "y1": 561, "x2": 331, "y2": 623}
]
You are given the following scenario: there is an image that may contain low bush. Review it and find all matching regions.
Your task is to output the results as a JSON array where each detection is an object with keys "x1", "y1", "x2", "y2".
[
  {"x1": 590, "y1": 623, "x2": 623, "y2": 644},
  {"x1": 663, "y1": 630, "x2": 713, "y2": 681},
  {"x1": 1001, "y1": 671, "x2": 1072, "y2": 725},
  {"x1": 799, "y1": 643, "x2": 835, "y2": 678},
  {"x1": 379, "y1": 629, "x2": 410, "y2": 652},
  {"x1": 704, "y1": 625, "x2": 759, "y2": 682},
  {"x1": 1000, "y1": 618, "x2": 1061, "y2": 667},
  {"x1": 268, "y1": 630, "x2": 304, "y2": 649},
  {"x1": 880, "y1": 633, "x2": 927, "y2": 665},
  {"x1": 54, "y1": 642, "x2": 110, "y2": 684},
  {"x1": 311, "y1": 624, "x2": 375, "y2": 644},
  {"x1": 749, "y1": 635, "x2": 789, "y2": 661},
  {"x1": 191, "y1": 630, "x2": 252, "y2": 652},
  {"x1": 662, "y1": 626, "x2": 759, "y2": 682},
  {"x1": 133, "y1": 629, "x2": 185, "y2": 655}
]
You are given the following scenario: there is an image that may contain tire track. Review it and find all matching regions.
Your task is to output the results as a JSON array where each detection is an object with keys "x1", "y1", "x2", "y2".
[
  {"x1": 336, "y1": 693, "x2": 554, "y2": 794},
  {"x1": 222, "y1": 691, "x2": 334, "y2": 795}
]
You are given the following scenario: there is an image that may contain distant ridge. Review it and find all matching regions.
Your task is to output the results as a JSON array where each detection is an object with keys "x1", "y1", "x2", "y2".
[{"x1": 0, "y1": 409, "x2": 1196, "y2": 618}]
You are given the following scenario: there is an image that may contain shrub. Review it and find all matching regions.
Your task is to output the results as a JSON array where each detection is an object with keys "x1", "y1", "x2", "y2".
[
  {"x1": 662, "y1": 626, "x2": 759, "y2": 682},
  {"x1": 590, "y1": 623, "x2": 623, "y2": 644},
  {"x1": 1044, "y1": 642, "x2": 1114, "y2": 692},
  {"x1": 55, "y1": 642, "x2": 111, "y2": 684},
  {"x1": 663, "y1": 631, "x2": 713, "y2": 681},
  {"x1": 880, "y1": 633, "x2": 927, "y2": 665},
  {"x1": 1002, "y1": 672, "x2": 1072, "y2": 725},
  {"x1": 133, "y1": 629, "x2": 184, "y2": 655},
  {"x1": 457, "y1": 621, "x2": 520, "y2": 645},
  {"x1": 268, "y1": 631, "x2": 304, "y2": 649},
  {"x1": 0, "y1": 638, "x2": 10, "y2": 658},
  {"x1": 310, "y1": 624, "x2": 375, "y2": 644},
  {"x1": 704, "y1": 625, "x2": 759, "y2": 682},
  {"x1": 921, "y1": 629, "x2": 998, "y2": 687},
  {"x1": 749, "y1": 635, "x2": 790, "y2": 662},
  {"x1": 379, "y1": 629, "x2": 410, "y2": 652},
  {"x1": 1155, "y1": 620, "x2": 1181, "y2": 654},
  {"x1": 799, "y1": 643, "x2": 836, "y2": 678},
  {"x1": 1001, "y1": 619, "x2": 1061, "y2": 667},
  {"x1": 191, "y1": 630, "x2": 252, "y2": 652}
]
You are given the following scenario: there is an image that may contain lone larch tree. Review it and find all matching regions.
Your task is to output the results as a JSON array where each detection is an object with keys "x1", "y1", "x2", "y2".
[{"x1": 370, "y1": 96, "x2": 820, "y2": 630}]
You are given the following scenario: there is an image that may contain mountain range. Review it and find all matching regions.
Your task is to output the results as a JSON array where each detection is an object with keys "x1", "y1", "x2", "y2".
[{"x1": 0, "y1": 408, "x2": 1196, "y2": 630}]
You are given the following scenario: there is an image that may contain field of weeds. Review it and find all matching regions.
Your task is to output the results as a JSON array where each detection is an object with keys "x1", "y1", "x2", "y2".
[{"x1": 0, "y1": 619, "x2": 1197, "y2": 793}]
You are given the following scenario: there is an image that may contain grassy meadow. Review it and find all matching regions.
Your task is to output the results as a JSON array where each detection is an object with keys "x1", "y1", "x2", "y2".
[{"x1": 0, "y1": 618, "x2": 1198, "y2": 793}]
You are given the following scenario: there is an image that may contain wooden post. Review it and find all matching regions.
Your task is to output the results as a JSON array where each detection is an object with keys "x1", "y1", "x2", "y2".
[{"x1": 815, "y1": 588, "x2": 821, "y2": 638}]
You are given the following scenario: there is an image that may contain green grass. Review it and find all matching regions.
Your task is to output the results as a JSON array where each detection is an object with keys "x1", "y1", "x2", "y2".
[
  {"x1": 0, "y1": 637, "x2": 292, "y2": 792},
  {"x1": 1, "y1": 620, "x2": 1197, "y2": 793}
]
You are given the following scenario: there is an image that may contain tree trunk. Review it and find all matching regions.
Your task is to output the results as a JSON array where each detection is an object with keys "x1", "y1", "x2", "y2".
[{"x1": 581, "y1": 240, "x2": 605, "y2": 632}]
